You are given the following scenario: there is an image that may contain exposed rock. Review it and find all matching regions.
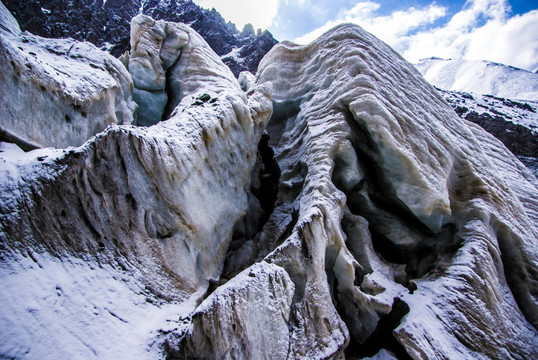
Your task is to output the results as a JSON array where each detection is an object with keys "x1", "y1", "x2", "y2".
[
  {"x1": 0, "y1": 1, "x2": 135, "y2": 149},
  {"x1": 438, "y1": 89, "x2": 538, "y2": 178},
  {"x1": 1, "y1": 14, "x2": 537, "y2": 360},
  {"x1": 3, "y1": 0, "x2": 278, "y2": 76}
]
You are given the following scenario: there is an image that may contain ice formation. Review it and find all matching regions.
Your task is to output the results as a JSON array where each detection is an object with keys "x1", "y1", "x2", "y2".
[
  {"x1": 1, "y1": 7, "x2": 537, "y2": 360},
  {"x1": 178, "y1": 24, "x2": 538, "y2": 359},
  {"x1": 0, "y1": 1, "x2": 135, "y2": 149}
]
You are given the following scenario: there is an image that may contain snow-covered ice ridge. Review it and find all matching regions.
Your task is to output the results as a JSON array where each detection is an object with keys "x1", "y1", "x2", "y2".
[
  {"x1": 0, "y1": 1, "x2": 135, "y2": 149},
  {"x1": 415, "y1": 57, "x2": 538, "y2": 101},
  {"x1": 1, "y1": 5, "x2": 537, "y2": 360}
]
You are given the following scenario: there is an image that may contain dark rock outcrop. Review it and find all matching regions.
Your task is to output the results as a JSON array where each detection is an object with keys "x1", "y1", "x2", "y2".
[
  {"x1": 463, "y1": 110, "x2": 537, "y2": 158},
  {"x1": 440, "y1": 89, "x2": 538, "y2": 177},
  {"x1": 3, "y1": 0, "x2": 278, "y2": 76}
]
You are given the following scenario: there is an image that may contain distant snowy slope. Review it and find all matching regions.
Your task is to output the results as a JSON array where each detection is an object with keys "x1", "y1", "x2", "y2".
[
  {"x1": 415, "y1": 58, "x2": 538, "y2": 101},
  {"x1": 438, "y1": 89, "x2": 538, "y2": 177}
]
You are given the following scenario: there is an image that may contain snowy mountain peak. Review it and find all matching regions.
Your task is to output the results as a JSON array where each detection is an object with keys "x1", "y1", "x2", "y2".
[{"x1": 415, "y1": 57, "x2": 538, "y2": 101}]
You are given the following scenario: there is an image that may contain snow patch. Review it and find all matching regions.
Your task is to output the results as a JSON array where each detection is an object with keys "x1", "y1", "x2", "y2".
[
  {"x1": 221, "y1": 46, "x2": 243, "y2": 63},
  {"x1": 0, "y1": 252, "x2": 196, "y2": 359}
]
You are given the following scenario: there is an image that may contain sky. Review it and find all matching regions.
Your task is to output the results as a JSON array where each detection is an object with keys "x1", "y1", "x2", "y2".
[{"x1": 192, "y1": 0, "x2": 538, "y2": 72}]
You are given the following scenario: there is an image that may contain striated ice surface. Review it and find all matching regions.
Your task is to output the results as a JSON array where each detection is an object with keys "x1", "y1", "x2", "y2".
[{"x1": 185, "y1": 23, "x2": 537, "y2": 358}]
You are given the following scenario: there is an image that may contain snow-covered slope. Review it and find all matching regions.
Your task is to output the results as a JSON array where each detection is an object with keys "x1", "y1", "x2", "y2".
[{"x1": 415, "y1": 58, "x2": 538, "y2": 101}]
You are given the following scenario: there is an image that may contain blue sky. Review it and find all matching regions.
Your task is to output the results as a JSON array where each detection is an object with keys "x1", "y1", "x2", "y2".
[{"x1": 193, "y1": 0, "x2": 538, "y2": 72}]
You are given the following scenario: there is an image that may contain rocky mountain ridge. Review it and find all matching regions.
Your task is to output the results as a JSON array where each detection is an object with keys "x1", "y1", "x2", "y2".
[
  {"x1": 437, "y1": 89, "x2": 538, "y2": 177},
  {"x1": 3, "y1": 0, "x2": 278, "y2": 76}
]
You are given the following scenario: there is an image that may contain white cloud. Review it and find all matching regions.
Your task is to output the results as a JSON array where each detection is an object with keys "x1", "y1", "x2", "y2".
[
  {"x1": 293, "y1": 0, "x2": 538, "y2": 72},
  {"x1": 403, "y1": 1, "x2": 538, "y2": 72},
  {"x1": 294, "y1": 1, "x2": 447, "y2": 46},
  {"x1": 193, "y1": 0, "x2": 279, "y2": 30}
]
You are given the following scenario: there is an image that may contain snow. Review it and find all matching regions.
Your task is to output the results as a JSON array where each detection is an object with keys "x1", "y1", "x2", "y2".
[
  {"x1": 0, "y1": 142, "x2": 69, "y2": 224},
  {"x1": 0, "y1": 252, "x2": 196, "y2": 359},
  {"x1": 221, "y1": 46, "x2": 243, "y2": 63},
  {"x1": 0, "y1": 142, "x2": 64, "y2": 184},
  {"x1": 415, "y1": 58, "x2": 538, "y2": 101},
  {"x1": 440, "y1": 89, "x2": 538, "y2": 134},
  {"x1": 10, "y1": 35, "x2": 120, "y2": 100}
]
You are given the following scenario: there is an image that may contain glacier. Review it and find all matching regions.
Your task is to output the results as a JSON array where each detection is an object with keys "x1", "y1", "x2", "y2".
[
  {"x1": 0, "y1": 1, "x2": 135, "y2": 149},
  {"x1": 1, "y1": 6, "x2": 537, "y2": 360}
]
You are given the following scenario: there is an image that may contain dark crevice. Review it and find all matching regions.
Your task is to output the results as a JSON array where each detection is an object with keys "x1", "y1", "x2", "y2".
[
  {"x1": 345, "y1": 297, "x2": 412, "y2": 359},
  {"x1": 162, "y1": 61, "x2": 182, "y2": 121},
  {"x1": 0, "y1": 127, "x2": 40, "y2": 152},
  {"x1": 219, "y1": 132, "x2": 282, "y2": 281},
  {"x1": 495, "y1": 221, "x2": 538, "y2": 330},
  {"x1": 326, "y1": 237, "x2": 412, "y2": 357},
  {"x1": 368, "y1": 227, "x2": 408, "y2": 264},
  {"x1": 265, "y1": 99, "x2": 302, "y2": 147},
  {"x1": 218, "y1": 98, "x2": 306, "y2": 289},
  {"x1": 325, "y1": 244, "x2": 380, "y2": 344},
  {"x1": 234, "y1": 132, "x2": 281, "y2": 239},
  {"x1": 252, "y1": 133, "x2": 281, "y2": 227},
  {"x1": 405, "y1": 224, "x2": 461, "y2": 280},
  {"x1": 368, "y1": 223, "x2": 461, "y2": 281}
]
